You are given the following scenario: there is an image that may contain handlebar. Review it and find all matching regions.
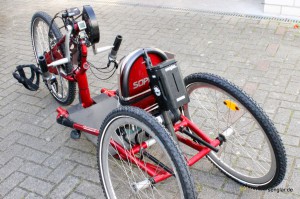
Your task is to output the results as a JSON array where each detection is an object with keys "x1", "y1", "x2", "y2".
[
  {"x1": 106, "y1": 35, "x2": 122, "y2": 68},
  {"x1": 109, "y1": 35, "x2": 122, "y2": 59}
]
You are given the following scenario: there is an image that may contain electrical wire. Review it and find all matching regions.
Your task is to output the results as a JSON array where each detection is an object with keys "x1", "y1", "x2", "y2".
[
  {"x1": 88, "y1": 60, "x2": 117, "y2": 80},
  {"x1": 89, "y1": 64, "x2": 117, "y2": 80},
  {"x1": 87, "y1": 60, "x2": 110, "y2": 70},
  {"x1": 88, "y1": 61, "x2": 115, "y2": 73}
]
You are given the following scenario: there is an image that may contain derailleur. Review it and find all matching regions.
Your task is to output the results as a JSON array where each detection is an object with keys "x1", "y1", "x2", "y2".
[{"x1": 44, "y1": 75, "x2": 58, "y2": 93}]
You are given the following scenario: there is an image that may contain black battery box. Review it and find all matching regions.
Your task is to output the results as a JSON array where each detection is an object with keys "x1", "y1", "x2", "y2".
[{"x1": 147, "y1": 59, "x2": 189, "y2": 111}]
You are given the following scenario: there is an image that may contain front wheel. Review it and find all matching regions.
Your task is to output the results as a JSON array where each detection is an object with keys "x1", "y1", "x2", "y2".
[
  {"x1": 97, "y1": 106, "x2": 196, "y2": 199},
  {"x1": 31, "y1": 11, "x2": 76, "y2": 105},
  {"x1": 183, "y1": 73, "x2": 286, "y2": 190}
]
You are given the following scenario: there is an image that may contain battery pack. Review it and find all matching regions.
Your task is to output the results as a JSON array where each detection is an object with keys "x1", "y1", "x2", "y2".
[{"x1": 147, "y1": 59, "x2": 189, "y2": 111}]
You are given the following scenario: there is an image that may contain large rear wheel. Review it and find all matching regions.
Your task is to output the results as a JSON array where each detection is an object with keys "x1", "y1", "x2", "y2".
[{"x1": 183, "y1": 73, "x2": 286, "y2": 190}]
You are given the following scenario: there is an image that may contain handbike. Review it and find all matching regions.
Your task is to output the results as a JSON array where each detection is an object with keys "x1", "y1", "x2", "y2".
[
  {"x1": 15, "y1": 6, "x2": 196, "y2": 199},
  {"x1": 13, "y1": 5, "x2": 287, "y2": 199}
]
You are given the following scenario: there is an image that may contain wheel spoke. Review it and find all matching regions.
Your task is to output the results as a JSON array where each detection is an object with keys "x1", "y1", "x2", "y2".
[
  {"x1": 184, "y1": 75, "x2": 279, "y2": 187},
  {"x1": 98, "y1": 109, "x2": 189, "y2": 198},
  {"x1": 32, "y1": 16, "x2": 73, "y2": 104}
]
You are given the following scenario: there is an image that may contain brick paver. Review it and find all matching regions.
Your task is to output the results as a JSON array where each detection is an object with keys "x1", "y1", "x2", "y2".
[{"x1": 0, "y1": 0, "x2": 300, "y2": 198}]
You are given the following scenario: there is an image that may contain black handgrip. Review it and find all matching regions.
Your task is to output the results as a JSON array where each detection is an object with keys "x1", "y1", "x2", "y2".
[
  {"x1": 110, "y1": 35, "x2": 122, "y2": 59},
  {"x1": 38, "y1": 55, "x2": 48, "y2": 74}
]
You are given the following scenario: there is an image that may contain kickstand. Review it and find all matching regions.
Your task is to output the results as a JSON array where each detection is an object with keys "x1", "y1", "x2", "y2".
[{"x1": 70, "y1": 129, "x2": 81, "y2": 139}]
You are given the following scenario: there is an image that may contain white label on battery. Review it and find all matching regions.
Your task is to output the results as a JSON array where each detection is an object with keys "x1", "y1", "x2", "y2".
[
  {"x1": 176, "y1": 95, "x2": 185, "y2": 102},
  {"x1": 165, "y1": 64, "x2": 177, "y2": 72}
]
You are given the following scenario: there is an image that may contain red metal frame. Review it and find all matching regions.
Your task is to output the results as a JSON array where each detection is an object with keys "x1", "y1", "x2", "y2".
[
  {"x1": 57, "y1": 103, "x2": 221, "y2": 183},
  {"x1": 74, "y1": 39, "x2": 94, "y2": 108},
  {"x1": 53, "y1": 21, "x2": 221, "y2": 184},
  {"x1": 45, "y1": 36, "x2": 65, "y2": 75}
]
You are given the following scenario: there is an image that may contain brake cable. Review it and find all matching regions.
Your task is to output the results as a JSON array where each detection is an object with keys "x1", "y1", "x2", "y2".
[
  {"x1": 48, "y1": 10, "x2": 65, "y2": 61},
  {"x1": 89, "y1": 63, "x2": 117, "y2": 80}
]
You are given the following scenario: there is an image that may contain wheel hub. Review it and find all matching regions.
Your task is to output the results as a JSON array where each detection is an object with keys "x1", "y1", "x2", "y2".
[{"x1": 130, "y1": 179, "x2": 152, "y2": 193}]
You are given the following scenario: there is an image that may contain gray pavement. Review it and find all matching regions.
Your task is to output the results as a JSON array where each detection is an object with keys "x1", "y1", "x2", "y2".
[{"x1": 0, "y1": 0, "x2": 300, "y2": 198}]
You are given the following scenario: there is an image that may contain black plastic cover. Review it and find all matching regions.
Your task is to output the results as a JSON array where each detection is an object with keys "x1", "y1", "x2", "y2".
[
  {"x1": 147, "y1": 59, "x2": 189, "y2": 111},
  {"x1": 82, "y1": 5, "x2": 100, "y2": 44}
]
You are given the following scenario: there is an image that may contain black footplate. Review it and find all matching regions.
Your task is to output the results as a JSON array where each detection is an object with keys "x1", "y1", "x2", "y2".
[{"x1": 12, "y1": 64, "x2": 40, "y2": 91}]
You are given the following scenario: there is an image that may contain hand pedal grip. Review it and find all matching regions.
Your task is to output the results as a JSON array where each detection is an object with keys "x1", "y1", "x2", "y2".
[
  {"x1": 110, "y1": 35, "x2": 122, "y2": 59},
  {"x1": 38, "y1": 55, "x2": 48, "y2": 74}
]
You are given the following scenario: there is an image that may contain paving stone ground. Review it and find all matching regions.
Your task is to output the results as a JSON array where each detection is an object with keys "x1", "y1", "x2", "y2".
[{"x1": 0, "y1": 0, "x2": 300, "y2": 198}]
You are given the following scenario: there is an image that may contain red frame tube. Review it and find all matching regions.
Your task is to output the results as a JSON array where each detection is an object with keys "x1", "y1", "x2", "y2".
[
  {"x1": 186, "y1": 139, "x2": 220, "y2": 166},
  {"x1": 174, "y1": 115, "x2": 220, "y2": 166},
  {"x1": 175, "y1": 115, "x2": 213, "y2": 143},
  {"x1": 176, "y1": 134, "x2": 205, "y2": 151},
  {"x1": 101, "y1": 88, "x2": 117, "y2": 97},
  {"x1": 110, "y1": 139, "x2": 169, "y2": 178},
  {"x1": 45, "y1": 36, "x2": 66, "y2": 74},
  {"x1": 73, "y1": 123, "x2": 99, "y2": 136},
  {"x1": 74, "y1": 39, "x2": 94, "y2": 108}
]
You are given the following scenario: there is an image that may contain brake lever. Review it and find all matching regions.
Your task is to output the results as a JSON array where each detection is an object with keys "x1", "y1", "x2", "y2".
[{"x1": 107, "y1": 58, "x2": 119, "y2": 69}]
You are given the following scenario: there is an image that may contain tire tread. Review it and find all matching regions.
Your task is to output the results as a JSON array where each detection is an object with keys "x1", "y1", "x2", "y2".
[
  {"x1": 97, "y1": 106, "x2": 197, "y2": 199},
  {"x1": 184, "y1": 72, "x2": 287, "y2": 190},
  {"x1": 31, "y1": 11, "x2": 76, "y2": 105}
]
